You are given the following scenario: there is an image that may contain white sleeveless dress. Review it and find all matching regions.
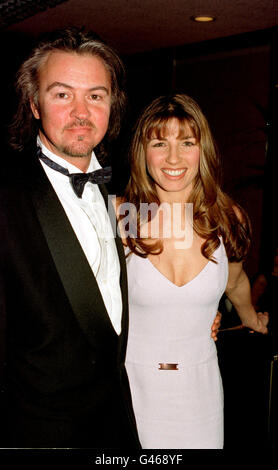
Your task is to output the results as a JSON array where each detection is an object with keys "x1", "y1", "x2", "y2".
[{"x1": 125, "y1": 239, "x2": 228, "y2": 449}]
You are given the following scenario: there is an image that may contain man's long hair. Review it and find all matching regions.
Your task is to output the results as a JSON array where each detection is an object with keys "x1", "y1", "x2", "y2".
[
  {"x1": 9, "y1": 27, "x2": 127, "y2": 162},
  {"x1": 123, "y1": 94, "x2": 251, "y2": 262}
]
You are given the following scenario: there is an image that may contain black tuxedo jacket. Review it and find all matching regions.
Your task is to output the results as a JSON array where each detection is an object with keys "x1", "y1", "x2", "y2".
[{"x1": 0, "y1": 143, "x2": 140, "y2": 448}]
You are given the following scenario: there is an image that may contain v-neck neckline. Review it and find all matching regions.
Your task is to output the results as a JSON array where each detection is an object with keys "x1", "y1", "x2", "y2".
[{"x1": 146, "y1": 256, "x2": 211, "y2": 288}]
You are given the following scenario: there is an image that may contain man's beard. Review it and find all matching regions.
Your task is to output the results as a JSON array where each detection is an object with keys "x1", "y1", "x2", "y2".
[
  {"x1": 60, "y1": 119, "x2": 96, "y2": 157},
  {"x1": 60, "y1": 137, "x2": 95, "y2": 158}
]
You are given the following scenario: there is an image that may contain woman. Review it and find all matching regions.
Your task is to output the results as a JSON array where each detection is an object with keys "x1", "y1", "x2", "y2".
[{"x1": 117, "y1": 94, "x2": 268, "y2": 449}]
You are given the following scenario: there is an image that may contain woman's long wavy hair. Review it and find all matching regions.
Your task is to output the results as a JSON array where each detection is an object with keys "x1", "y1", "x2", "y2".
[
  {"x1": 123, "y1": 94, "x2": 251, "y2": 262},
  {"x1": 9, "y1": 27, "x2": 127, "y2": 163}
]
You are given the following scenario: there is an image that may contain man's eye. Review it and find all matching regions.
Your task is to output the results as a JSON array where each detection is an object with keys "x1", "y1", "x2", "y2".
[
  {"x1": 91, "y1": 94, "x2": 101, "y2": 100},
  {"x1": 57, "y1": 92, "x2": 68, "y2": 99}
]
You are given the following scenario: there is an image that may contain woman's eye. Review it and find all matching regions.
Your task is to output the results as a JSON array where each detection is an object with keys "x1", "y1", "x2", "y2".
[
  {"x1": 183, "y1": 140, "x2": 197, "y2": 147},
  {"x1": 152, "y1": 142, "x2": 165, "y2": 147}
]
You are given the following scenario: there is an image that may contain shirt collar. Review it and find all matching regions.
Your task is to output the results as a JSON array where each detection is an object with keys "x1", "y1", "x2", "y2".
[{"x1": 37, "y1": 136, "x2": 102, "y2": 174}]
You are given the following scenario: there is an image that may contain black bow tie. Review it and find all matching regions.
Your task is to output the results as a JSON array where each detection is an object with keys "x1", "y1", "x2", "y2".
[{"x1": 37, "y1": 148, "x2": 112, "y2": 198}]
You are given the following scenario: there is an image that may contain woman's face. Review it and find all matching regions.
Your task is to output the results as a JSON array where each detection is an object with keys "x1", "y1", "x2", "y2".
[{"x1": 145, "y1": 118, "x2": 200, "y2": 202}]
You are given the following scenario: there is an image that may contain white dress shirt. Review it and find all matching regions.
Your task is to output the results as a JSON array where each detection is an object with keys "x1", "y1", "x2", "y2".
[{"x1": 37, "y1": 137, "x2": 122, "y2": 335}]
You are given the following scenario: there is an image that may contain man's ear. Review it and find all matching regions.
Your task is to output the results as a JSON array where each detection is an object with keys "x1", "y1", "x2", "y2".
[{"x1": 30, "y1": 98, "x2": 40, "y2": 120}]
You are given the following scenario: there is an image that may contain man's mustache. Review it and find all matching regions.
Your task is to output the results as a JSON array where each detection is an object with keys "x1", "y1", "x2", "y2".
[{"x1": 64, "y1": 119, "x2": 95, "y2": 129}]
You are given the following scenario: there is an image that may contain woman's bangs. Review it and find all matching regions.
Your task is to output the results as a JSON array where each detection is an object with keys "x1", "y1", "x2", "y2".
[
  {"x1": 145, "y1": 118, "x2": 169, "y2": 141},
  {"x1": 145, "y1": 116, "x2": 199, "y2": 141}
]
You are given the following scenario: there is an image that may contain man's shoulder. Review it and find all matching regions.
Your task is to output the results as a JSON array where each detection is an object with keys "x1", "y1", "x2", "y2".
[
  {"x1": 5, "y1": 141, "x2": 37, "y2": 161},
  {"x1": 0, "y1": 142, "x2": 42, "y2": 203},
  {"x1": 1, "y1": 142, "x2": 39, "y2": 182}
]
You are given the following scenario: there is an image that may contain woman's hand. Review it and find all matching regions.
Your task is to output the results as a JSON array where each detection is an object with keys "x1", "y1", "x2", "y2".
[
  {"x1": 251, "y1": 311, "x2": 269, "y2": 334},
  {"x1": 211, "y1": 311, "x2": 222, "y2": 341}
]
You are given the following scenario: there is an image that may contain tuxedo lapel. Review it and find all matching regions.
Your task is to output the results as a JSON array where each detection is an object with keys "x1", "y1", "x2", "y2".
[
  {"x1": 29, "y1": 158, "x2": 117, "y2": 346},
  {"x1": 98, "y1": 184, "x2": 129, "y2": 361}
]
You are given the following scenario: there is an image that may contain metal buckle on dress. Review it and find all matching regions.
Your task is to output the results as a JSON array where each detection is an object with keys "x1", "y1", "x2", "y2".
[{"x1": 159, "y1": 363, "x2": 179, "y2": 370}]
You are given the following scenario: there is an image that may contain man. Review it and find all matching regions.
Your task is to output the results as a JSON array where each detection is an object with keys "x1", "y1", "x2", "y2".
[{"x1": 0, "y1": 27, "x2": 140, "y2": 448}]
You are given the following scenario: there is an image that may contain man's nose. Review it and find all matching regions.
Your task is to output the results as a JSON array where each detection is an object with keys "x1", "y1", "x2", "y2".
[{"x1": 71, "y1": 97, "x2": 91, "y2": 120}]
